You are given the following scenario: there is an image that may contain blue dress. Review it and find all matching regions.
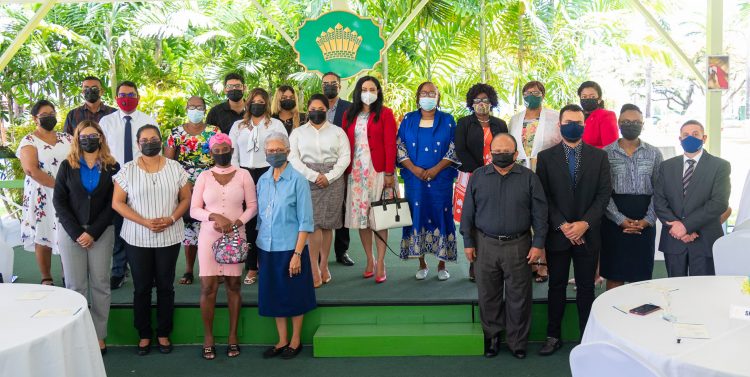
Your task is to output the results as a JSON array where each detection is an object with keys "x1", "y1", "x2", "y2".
[{"x1": 397, "y1": 110, "x2": 460, "y2": 262}]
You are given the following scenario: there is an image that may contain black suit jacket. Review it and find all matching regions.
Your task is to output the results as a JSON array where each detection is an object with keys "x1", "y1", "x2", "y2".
[
  {"x1": 653, "y1": 152, "x2": 730, "y2": 256},
  {"x1": 332, "y1": 98, "x2": 352, "y2": 128},
  {"x1": 536, "y1": 142, "x2": 612, "y2": 252},
  {"x1": 455, "y1": 114, "x2": 508, "y2": 172}
]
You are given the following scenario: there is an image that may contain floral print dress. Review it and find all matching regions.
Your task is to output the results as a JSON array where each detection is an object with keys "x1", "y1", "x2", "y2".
[
  {"x1": 165, "y1": 124, "x2": 219, "y2": 245},
  {"x1": 18, "y1": 132, "x2": 72, "y2": 253}
]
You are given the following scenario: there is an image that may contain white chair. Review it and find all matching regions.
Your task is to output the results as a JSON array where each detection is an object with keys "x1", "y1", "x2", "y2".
[
  {"x1": 713, "y1": 229, "x2": 750, "y2": 276},
  {"x1": 570, "y1": 341, "x2": 663, "y2": 377}
]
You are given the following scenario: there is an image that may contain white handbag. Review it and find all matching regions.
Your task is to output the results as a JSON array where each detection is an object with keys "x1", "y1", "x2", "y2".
[{"x1": 368, "y1": 188, "x2": 413, "y2": 231}]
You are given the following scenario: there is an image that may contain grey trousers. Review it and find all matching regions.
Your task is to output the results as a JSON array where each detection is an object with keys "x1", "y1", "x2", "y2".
[
  {"x1": 475, "y1": 232, "x2": 533, "y2": 351},
  {"x1": 664, "y1": 250, "x2": 715, "y2": 277},
  {"x1": 58, "y1": 226, "x2": 114, "y2": 339}
]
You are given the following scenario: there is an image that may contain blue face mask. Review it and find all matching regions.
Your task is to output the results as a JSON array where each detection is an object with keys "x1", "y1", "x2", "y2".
[
  {"x1": 266, "y1": 152, "x2": 288, "y2": 168},
  {"x1": 419, "y1": 97, "x2": 437, "y2": 111},
  {"x1": 187, "y1": 109, "x2": 204, "y2": 124},
  {"x1": 680, "y1": 135, "x2": 703, "y2": 153},
  {"x1": 560, "y1": 121, "x2": 584, "y2": 141}
]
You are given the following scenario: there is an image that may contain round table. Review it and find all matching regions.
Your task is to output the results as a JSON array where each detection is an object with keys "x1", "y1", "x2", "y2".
[
  {"x1": 582, "y1": 276, "x2": 750, "y2": 377},
  {"x1": 0, "y1": 284, "x2": 106, "y2": 377}
]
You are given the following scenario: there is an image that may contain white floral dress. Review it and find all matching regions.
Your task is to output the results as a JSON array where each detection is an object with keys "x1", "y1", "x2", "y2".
[{"x1": 17, "y1": 132, "x2": 72, "y2": 253}]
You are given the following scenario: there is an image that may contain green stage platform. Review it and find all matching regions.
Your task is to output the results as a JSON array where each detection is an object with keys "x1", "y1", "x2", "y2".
[{"x1": 9, "y1": 231, "x2": 667, "y2": 357}]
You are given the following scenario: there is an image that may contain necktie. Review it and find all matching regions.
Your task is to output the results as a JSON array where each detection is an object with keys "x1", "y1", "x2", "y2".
[
  {"x1": 123, "y1": 115, "x2": 133, "y2": 163},
  {"x1": 683, "y1": 159, "x2": 696, "y2": 196},
  {"x1": 567, "y1": 147, "x2": 576, "y2": 187}
]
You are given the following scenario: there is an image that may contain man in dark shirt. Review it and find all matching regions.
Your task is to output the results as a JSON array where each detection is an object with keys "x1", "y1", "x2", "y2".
[
  {"x1": 63, "y1": 76, "x2": 116, "y2": 135},
  {"x1": 460, "y1": 133, "x2": 548, "y2": 359},
  {"x1": 206, "y1": 72, "x2": 246, "y2": 134}
]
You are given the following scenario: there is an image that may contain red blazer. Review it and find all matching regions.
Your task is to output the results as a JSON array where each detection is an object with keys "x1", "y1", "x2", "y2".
[
  {"x1": 343, "y1": 106, "x2": 397, "y2": 174},
  {"x1": 582, "y1": 108, "x2": 619, "y2": 149}
]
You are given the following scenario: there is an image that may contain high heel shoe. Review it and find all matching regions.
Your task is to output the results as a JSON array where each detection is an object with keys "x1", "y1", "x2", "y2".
[
  {"x1": 363, "y1": 262, "x2": 376, "y2": 279},
  {"x1": 322, "y1": 271, "x2": 332, "y2": 284},
  {"x1": 375, "y1": 264, "x2": 387, "y2": 284}
]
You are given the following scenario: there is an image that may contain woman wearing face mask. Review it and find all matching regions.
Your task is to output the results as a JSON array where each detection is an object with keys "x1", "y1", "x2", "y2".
[
  {"x1": 53, "y1": 120, "x2": 119, "y2": 354},
  {"x1": 256, "y1": 132, "x2": 315, "y2": 360},
  {"x1": 342, "y1": 75, "x2": 398, "y2": 283},
  {"x1": 164, "y1": 96, "x2": 220, "y2": 286},
  {"x1": 508, "y1": 81, "x2": 561, "y2": 283},
  {"x1": 18, "y1": 99, "x2": 72, "y2": 285},
  {"x1": 600, "y1": 104, "x2": 662, "y2": 290},
  {"x1": 271, "y1": 85, "x2": 307, "y2": 135},
  {"x1": 454, "y1": 83, "x2": 508, "y2": 281},
  {"x1": 112, "y1": 125, "x2": 192, "y2": 356},
  {"x1": 397, "y1": 82, "x2": 460, "y2": 281},
  {"x1": 288, "y1": 94, "x2": 350, "y2": 287},
  {"x1": 578, "y1": 81, "x2": 618, "y2": 149},
  {"x1": 228, "y1": 88, "x2": 286, "y2": 286},
  {"x1": 190, "y1": 133, "x2": 257, "y2": 360}
]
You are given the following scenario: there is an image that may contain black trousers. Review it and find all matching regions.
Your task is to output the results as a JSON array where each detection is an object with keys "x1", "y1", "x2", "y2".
[
  {"x1": 243, "y1": 166, "x2": 269, "y2": 271},
  {"x1": 126, "y1": 243, "x2": 180, "y2": 339},
  {"x1": 111, "y1": 214, "x2": 129, "y2": 278},
  {"x1": 546, "y1": 244, "x2": 597, "y2": 339},
  {"x1": 333, "y1": 174, "x2": 350, "y2": 258}
]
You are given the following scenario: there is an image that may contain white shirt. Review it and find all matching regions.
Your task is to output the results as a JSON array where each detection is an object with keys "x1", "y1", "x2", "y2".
[
  {"x1": 682, "y1": 150, "x2": 703, "y2": 175},
  {"x1": 99, "y1": 109, "x2": 158, "y2": 165},
  {"x1": 113, "y1": 159, "x2": 188, "y2": 248},
  {"x1": 229, "y1": 117, "x2": 286, "y2": 169},
  {"x1": 288, "y1": 121, "x2": 351, "y2": 183}
]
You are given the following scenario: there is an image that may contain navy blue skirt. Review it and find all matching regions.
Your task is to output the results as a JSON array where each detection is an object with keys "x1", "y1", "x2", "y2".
[{"x1": 258, "y1": 246, "x2": 317, "y2": 317}]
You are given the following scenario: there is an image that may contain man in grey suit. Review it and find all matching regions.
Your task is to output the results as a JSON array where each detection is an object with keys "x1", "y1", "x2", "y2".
[{"x1": 654, "y1": 120, "x2": 730, "y2": 276}]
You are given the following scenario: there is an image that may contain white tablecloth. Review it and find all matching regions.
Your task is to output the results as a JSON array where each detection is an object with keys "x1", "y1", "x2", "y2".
[
  {"x1": 582, "y1": 276, "x2": 750, "y2": 377},
  {"x1": 0, "y1": 284, "x2": 106, "y2": 377}
]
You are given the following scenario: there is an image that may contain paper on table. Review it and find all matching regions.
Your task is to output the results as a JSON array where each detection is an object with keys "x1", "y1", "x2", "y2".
[
  {"x1": 17, "y1": 291, "x2": 51, "y2": 301},
  {"x1": 673, "y1": 323, "x2": 710, "y2": 339},
  {"x1": 32, "y1": 308, "x2": 78, "y2": 318}
]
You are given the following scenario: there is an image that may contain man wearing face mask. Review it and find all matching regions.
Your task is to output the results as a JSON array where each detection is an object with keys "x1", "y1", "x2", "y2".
[
  {"x1": 536, "y1": 104, "x2": 611, "y2": 356},
  {"x1": 64, "y1": 76, "x2": 117, "y2": 135},
  {"x1": 206, "y1": 73, "x2": 246, "y2": 134},
  {"x1": 99, "y1": 81, "x2": 158, "y2": 290},
  {"x1": 600, "y1": 104, "x2": 663, "y2": 291},
  {"x1": 654, "y1": 120, "x2": 730, "y2": 277},
  {"x1": 322, "y1": 72, "x2": 355, "y2": 266},
  {"x1": 460, "y1": 133, "x2": 548, "y2": 359}
]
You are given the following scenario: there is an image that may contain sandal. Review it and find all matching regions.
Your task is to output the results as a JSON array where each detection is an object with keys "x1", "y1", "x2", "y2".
[
  {"x1": 535, "y1": 273, "x2": 549, "y2": 283},
  {"x1": 243, "y1": 272, "x2": 257, "y2": 285},
  {"x1": 179, "y1": 272, "x2": 194, "y2": 285},
  {"x1": 40, "y1": 278, "x2": 54, "y2": 286},
  {"x1": 202, "y1": 345, "x2": 216, "y2": 360},
  {"x1": 227, "y1": 344, "x2": 241, "y2": 358}
]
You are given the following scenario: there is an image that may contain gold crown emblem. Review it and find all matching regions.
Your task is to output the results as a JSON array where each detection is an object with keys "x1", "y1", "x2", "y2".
[{"x1": 316, "y1": 23, "x2": 363, "y2": 61}]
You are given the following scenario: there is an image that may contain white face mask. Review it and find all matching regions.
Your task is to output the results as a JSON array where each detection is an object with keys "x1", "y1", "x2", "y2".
[{"x1": 361, "y1": 91, "x2": 378, "y2": 105}]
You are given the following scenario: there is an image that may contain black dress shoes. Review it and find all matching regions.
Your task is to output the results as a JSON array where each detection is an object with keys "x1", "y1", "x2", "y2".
[
  {"x1": 512, "y1": 349, "x2": 527, "y2": 359},
  {"x1": 263, "y1": 344, "x2": 288, "y2": 359},
  {"x1": 281, "y1": 344, "x2": 303, "y2": 359},
  {"x1": 336, "y1": 253, "x2": 355, "y2": 266},
  {"x1": 484, "y1": 336, "x2": 500, "y2": 358},
  {"x1": 110, "y1": 275, "x2": 125, "y2": 290},
  {"x1": 538, "y1": 337, "x2": 563, "y2": 356}
]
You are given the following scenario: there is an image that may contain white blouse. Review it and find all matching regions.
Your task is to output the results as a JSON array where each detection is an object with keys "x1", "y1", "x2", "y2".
[
  {"x1": 113, "y1": 158, "x2": 189, "y2": 248},
  {"x1": 288, "y1": 121, "x2": 351, "y2": 183},
  {"x1": 228, "y1": 117, "x2": 286, "y2": 169}
]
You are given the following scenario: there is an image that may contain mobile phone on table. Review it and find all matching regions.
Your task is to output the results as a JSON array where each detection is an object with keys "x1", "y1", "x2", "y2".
[{"x1": 629, "y1": 304, "x2": 661, "y2": 316}]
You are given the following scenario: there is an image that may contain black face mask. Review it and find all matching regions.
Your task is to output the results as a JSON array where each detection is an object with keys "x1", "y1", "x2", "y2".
[
  {"x1": 227, "y1": 89, "x2": 243, "y2": 102},
  {"x1": 580, "y1": 98, "x2": 600, "y2": 112},
  {"x1": 140, "y1": 141, "x2": 162, "y2": 157},
  {"x1": 491, "y1": 152, "x2": 515, "y2": 168},
  {"x1": 84, "y1": 88, "x2": 100, "y2": 103},
  {"x1": 323, "y1": 85, "x2": 339, "y2": 99},
  {"x1": 308, "y1": 110, "x2": 326, "y2": 125},
  {"x1": 80, "y1": 138, "x2": 100, "y2": 153},
  {"x1": 39, "y1": 116, "x2": 57, "y2": 131},
  {"x1": 280, "y1": 99, "x2": 296, "y2": 111},
  {"x1": 620, "y1": 123, "x2": 642, "y2": 140},
  {"x1": 213, "y1": 152, "x2": 231, "y2": 167},
  {"x1": 249, "y1": 103, "x2": 266, "y2": 117}
]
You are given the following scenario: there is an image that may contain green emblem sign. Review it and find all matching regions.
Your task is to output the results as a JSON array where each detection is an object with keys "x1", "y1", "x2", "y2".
[{"x1": 294, "y1": 11, "x2": 385, "y2": 79}]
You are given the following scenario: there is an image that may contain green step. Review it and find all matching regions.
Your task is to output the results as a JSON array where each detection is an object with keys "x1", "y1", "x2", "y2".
[{"x1": 313, "y1": 323, "x2": 484, "y2": 357}]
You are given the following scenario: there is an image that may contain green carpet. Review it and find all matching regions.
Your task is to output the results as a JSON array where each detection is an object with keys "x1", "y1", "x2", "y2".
[{"x1": 102, "y1": 344, "x2": 574, "y2": 377}]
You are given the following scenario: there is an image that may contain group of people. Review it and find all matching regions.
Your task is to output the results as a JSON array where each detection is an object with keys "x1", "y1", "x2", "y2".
[{"x1": 16, "y1": 71, "x2": 730, "y2": 360}]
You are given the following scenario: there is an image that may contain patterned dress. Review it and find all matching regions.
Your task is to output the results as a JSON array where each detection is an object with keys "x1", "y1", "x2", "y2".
[
  {"x1": 17, "y1": 132, "x2": 72, "y2": 254},
  {"x1": 520, "y1": 118, "x2": 539, "y2": 169},
  {"x1": 165, "y1": 124, "x2": 219, "y2": 245}
]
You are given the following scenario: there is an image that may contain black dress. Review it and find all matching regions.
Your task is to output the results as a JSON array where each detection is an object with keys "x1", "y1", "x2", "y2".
[{"x1": 600, "y1": 193, "x2": 655, "y2": 282}]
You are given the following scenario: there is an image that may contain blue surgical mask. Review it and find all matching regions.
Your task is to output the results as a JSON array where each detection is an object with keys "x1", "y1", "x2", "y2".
[
  {"x1": 680, "y1": 135, "x2": 703, "y2": 153},
  {"x1": 560, "y1": 121, "x2": 584, "y2": 141},
  {"x1": 187, "y1": 109, "x2": 204, "y2": 124},
  {"x1": 419, "y1": 97, "x2": 437, "y2": 111},
  {"x1": 266, "y1": 152, "x2": 287, "y2": 168}
]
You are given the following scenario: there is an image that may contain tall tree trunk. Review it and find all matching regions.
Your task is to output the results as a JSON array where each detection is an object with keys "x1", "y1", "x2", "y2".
[
  {"x1": 105, "y1": 6, "x2": 118, "y2": 99},
  {"x1": 645, "y1": 61, "x2": 652, "y2": 118},
  {"x1": 56, "y1": 81, "x2": 64, "y2": 106}
]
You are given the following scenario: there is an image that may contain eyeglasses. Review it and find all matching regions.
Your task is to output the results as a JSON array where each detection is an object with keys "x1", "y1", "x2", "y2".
[
  {"x1": 187, "y1": 105, "x2": 206, "y2": 111},
  {"x1": 225, "y1": 84, "x2": 243, "y2": 90},
  {"x1": 473, "y1": 98, "x2": 491, "y2": 104},
  {"x1": 265, "y1": 148, "x2": 286, "y2": 154},
  {"x1": 523, "y1": 91, "x2": 542, "y2": 97},
  {"x1": 322, "y1": 82, "x2": 339, "y2": 88},
  {"x1": 138, "y1": 137, "x2": 161, "y2": 145},
  {"x1": 419, "y1": 91, "x2": 438, "y2": 98},
  {"x1": 117, "y1": 93, "x2": 137, "y2": 98},
  {"x1": 619, "y1": 120, "x2": 643, "y2": 127},
  {"x1": 79, "y1": 134, "x2": 100, "y2": 140},
  {"x1": 83, "y1": 86, "x2": 100, "y2": 91}
]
